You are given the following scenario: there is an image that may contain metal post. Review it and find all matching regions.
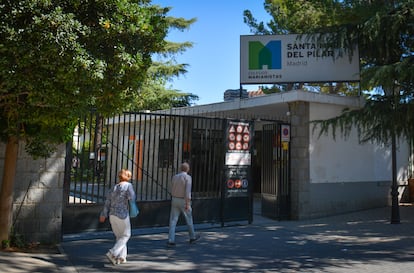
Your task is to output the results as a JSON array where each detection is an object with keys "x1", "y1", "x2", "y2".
[{"x1": 390, "y1": 132, "x2": 400, "y2": 224}]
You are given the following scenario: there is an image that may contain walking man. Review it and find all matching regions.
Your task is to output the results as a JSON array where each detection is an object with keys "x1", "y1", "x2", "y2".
[{"x1": 167, "y1": 162, "x2": 200, "y2": 246}]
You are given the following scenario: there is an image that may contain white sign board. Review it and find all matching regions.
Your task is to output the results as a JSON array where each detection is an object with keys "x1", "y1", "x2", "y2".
[
  {"x1": 240, "y1": 34, "x2": 360, "y2": 84},
  {"x1": 225, "y1": 152, "x2": 251, "y2": 166}
]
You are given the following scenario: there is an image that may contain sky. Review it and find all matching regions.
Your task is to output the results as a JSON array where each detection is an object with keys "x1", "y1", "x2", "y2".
[{"x1": 152, "y1": 0, "x2": 272, "y2": 105}]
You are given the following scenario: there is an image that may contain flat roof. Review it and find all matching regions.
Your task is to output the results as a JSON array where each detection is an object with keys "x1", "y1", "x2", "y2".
[{"x1": 162, "y1": 90, "x2": 364, "y2": 121}]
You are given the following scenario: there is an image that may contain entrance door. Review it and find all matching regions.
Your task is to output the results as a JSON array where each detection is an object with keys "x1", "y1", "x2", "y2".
[{"x1": 261, "y1": 123, "x2": 291, "y2": 220}]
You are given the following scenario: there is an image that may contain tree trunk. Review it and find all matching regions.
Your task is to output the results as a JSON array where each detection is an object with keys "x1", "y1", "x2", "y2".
[{"x1": 0, "y1": 136, "x2": 19, "y2": 243}]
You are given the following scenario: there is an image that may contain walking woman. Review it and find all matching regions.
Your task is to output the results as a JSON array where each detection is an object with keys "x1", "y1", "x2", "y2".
[{"x1": 99, "y1": 169, "x2": 136, "y2": 265}]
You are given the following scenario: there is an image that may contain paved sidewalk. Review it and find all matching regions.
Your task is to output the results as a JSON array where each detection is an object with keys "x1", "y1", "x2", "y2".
[{"x1": 1, "y1": 204, "x2": 413, "y2": 272}]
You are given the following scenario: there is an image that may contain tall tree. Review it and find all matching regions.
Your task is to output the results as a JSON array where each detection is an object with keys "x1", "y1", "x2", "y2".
[
  {"x1": 127, "y1": 61, "x2": 199, "y2": 111},
  {"x1": 245, "y1": 0, "x2": 414, "y2": 223},
  {"x1": 0, "y1": 0, "x2": 195, "y2": 242}
]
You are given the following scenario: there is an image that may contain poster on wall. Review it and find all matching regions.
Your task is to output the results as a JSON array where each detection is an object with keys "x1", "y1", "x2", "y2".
[
  {"x1": 240, "y1": 34, "x2": 360, "y2": 84},
  {"x1": 224, "y1": 121, "x2": 253, "y2": 197}
]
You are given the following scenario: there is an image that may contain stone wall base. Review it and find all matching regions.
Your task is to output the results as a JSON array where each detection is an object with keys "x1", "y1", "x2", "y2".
[{"x1": 0, "y1": 142, "x2": 65, "y2": 244}]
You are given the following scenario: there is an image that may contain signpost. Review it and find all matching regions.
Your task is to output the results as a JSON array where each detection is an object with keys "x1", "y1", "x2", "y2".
[
  {"x1": 224, "y1": 120, "x2": 253, "y2": 198},
  {"x1": 222, "y1": 120, "x2": 254, "y2": 224},
  {"x1": 240, "y1": 34, "x2": 360, "y2": 84}
]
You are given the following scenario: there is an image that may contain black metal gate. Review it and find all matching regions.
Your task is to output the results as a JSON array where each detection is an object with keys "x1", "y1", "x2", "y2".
[
  {"x1": 62, "y1": 112, "x2": 254, "y2": 234},
  {"x1": 261, "y1": 123, "x2": 291, "y2": 220}
]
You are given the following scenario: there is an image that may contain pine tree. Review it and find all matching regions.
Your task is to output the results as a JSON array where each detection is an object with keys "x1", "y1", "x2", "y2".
[{"x1": 245, "y1": 0, "x2": 414, "y2": 223}]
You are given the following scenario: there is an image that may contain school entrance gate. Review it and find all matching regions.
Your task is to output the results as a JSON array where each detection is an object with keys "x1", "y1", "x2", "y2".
[{"x1": 62, "y1": 112, "x2": 290, "y2": 234}]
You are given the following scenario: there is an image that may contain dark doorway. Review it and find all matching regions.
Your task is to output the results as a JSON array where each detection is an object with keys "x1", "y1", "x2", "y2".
[{"x1": 260, "y1": 122, "x2": 291, "y2": 220}]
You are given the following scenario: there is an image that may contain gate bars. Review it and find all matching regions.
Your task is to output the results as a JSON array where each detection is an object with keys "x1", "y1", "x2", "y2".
[
  {"x1": 66, "y1": 112, "x2": 226, "y2": 205},
  {"x1": 63, "y1": 111, "x2": 291, "y2": 233}
]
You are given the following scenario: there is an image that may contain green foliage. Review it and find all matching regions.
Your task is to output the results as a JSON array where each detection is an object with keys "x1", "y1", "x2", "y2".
[
  {"x1": 313, "y1": 94, "x2": 414, "y2": 145},
  {"x1": 9, "y1": 229, "x2": 25, "y2": 249},
  {"x1": 0, "y1": 0, "x2": 196, "y2": 157},
  {"x1": 130, "y1": 84, "x2": 198, "y2": 111},
  {"x1": 1, "y1": 239, "x2": 9, "y2": 249},
  {"x1": 125, "y1": 60, "x2": 199, "y2": 111},
  {"x1": 260, "y1": 82, "x2": 361, "y2": 96},
  {"x1": 261, "y1": 85, "x2": 284, "y2": 94},
  {"x1": 1, "y1": 228, "x2": 25, "y2": 249}
]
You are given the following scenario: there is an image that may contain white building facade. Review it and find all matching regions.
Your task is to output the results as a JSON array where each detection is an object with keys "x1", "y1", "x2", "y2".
[{"x1": 166, "y1": 90, "x2": 412, "y2": 219}]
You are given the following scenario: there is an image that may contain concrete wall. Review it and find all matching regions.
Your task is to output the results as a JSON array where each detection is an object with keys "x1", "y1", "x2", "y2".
[
  {"x1": 0, "y1": 142, "x2": 65, "y2": 244},
  {"x1": 307, "y1": 181, "x2": 391, "y2": 219},
  {"x1": 288, "y1": 101, "x2": 410, "y2": 220},
  {"x1": 309, "y1": 102, "x2": 410, "y2": 184}
]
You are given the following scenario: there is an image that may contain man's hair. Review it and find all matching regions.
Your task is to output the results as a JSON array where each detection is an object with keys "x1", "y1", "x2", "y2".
[{"x1": 180, "y1": 162, "x2": 190, "y2": 172}]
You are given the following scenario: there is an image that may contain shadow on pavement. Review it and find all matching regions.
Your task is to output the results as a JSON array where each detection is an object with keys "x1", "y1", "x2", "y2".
[{"x1": 60, "y1": 205, "x2": 414, "y2": 273}]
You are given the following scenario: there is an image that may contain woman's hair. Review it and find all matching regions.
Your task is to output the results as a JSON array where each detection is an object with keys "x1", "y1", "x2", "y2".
[{"x1": 118, "y1": 169, "x2": 132, "y2": 181}]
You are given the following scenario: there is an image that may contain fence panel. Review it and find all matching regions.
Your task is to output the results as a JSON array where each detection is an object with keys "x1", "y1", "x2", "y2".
[{"x1": 63, "y1": 112, "x2": 247, "y2": 234}]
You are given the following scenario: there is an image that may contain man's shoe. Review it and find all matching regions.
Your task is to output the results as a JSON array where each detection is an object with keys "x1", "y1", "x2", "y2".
[
  {"x1": 189, "y1": 234, "x2": 201, "y2": 244},
  {"x1": 166, "y1": 242, "x2": 176, "y2": 247}
]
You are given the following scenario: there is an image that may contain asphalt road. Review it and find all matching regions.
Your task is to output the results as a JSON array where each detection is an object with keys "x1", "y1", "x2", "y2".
[
  {"x1": 2, "y1": 205, "x2": 413, "y2": 273},
  {"x1": 60, "y1": 205, "x2": 414, "y2": 273}
]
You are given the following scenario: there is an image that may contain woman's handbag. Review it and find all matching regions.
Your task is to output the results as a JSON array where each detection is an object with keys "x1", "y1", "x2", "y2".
[{"x1": 129, "y1": 200, "x2": 139, "y2": 218}]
